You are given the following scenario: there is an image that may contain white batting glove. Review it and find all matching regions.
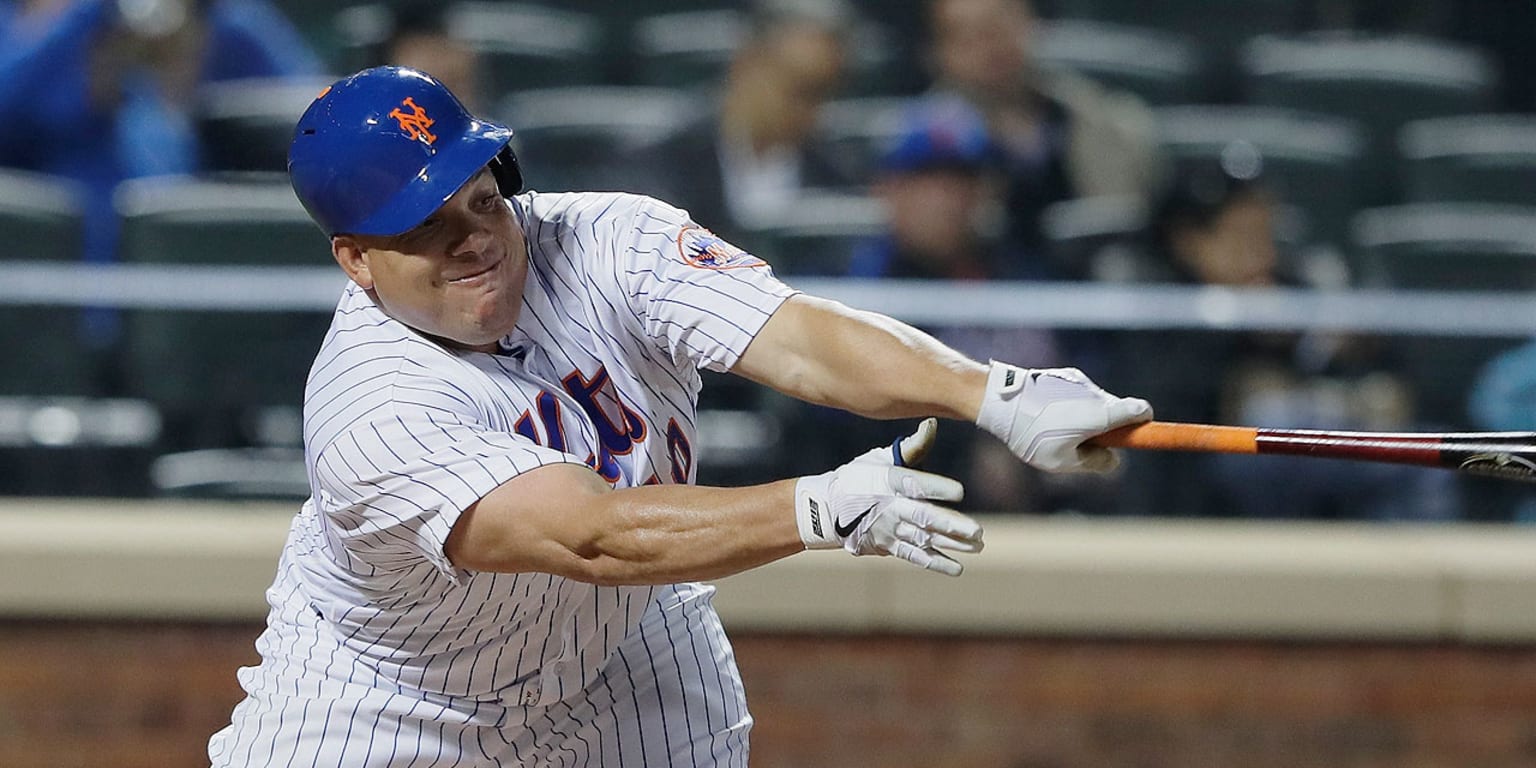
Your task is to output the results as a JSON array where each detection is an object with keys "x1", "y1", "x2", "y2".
[
  {"x1": 794, "y1": 419, "x2": 984, "y2": 577},
  {"x1": 976, "y1": 361, "x2": 1153, "y2": 473}
]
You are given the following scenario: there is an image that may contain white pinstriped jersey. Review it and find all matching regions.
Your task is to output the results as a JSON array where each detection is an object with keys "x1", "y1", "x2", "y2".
[{"x1": 211, "y1": 191, "x2": 795, "y2": 765}]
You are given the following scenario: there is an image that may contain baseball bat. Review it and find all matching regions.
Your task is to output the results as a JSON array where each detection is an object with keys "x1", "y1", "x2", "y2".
[{"x1": 1090, "y1": 421, "x2": 1536, "y2": 483}]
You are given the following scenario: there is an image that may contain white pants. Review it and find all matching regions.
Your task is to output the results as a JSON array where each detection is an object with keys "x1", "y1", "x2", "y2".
[{"x1": 210, "y1": 588, "x2": 751, "y2": 767}]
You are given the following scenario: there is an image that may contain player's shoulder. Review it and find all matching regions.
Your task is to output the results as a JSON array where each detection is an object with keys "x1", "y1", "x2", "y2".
[
  {"x1": 515, "y1": 189, "x2": 689, "y2": 232},
  {"x1": 314, "y1": 286, "x2": 478, "y2": 396},
  {"x1": 306, "y1": 323, "x2": 490, "y2": 453}
]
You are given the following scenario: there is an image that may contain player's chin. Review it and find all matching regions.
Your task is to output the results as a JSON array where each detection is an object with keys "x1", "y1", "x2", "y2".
[{"x1": 457, "y1": 303, "x2": 520, "y2": 345}]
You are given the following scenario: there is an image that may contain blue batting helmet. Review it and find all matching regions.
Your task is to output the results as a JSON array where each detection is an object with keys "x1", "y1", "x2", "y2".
[{"x1": 288, "y1": 66, "x2": 523, "y2": 236}]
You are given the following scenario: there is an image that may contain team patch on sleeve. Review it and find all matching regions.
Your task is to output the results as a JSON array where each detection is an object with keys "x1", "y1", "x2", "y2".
[{"x1": 675, "y1": 225, "x2": 767, "y2": 270}]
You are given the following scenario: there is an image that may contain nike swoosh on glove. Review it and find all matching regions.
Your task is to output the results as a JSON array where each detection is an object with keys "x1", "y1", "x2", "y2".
[{"x1": 794, "y1": 419, "x2": 984, "y2": 576}]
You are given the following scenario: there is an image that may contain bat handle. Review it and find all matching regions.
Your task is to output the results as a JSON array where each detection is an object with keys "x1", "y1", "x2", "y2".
[{"x1": 1091, "y1": 421, "x2": 1260, "y2": 454}]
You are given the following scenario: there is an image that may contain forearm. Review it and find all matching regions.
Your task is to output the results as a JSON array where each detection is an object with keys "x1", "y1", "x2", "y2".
[
  {"x1": 736, "y1": 295, "x2": 988, "y2": 421},
  {"x1": 570, "y1": 481, "x2": 804, "y2": 585},
  {"x1": 447, "y1": 468, "x2": 804, "y2": 586}
]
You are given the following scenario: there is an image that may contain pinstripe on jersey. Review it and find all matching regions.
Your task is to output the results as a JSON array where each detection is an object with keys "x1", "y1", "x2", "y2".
[{"x1": 210, "y1": 191, "x2": 796, "y2": 766}]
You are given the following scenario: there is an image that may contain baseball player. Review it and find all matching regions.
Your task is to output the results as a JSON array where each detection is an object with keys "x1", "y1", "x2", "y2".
[{"x1": 208, "y1": 66, "x2": 1152, "y2": 767}]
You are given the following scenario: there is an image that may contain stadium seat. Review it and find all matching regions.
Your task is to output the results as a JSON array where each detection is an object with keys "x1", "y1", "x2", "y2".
[
  {"x1": 195, "y1": 77, "x2": 336, "y2": 176},
  {"x1": 330, "y1": 3, "x2": 390, "y2": 74},
  {"x1": 0, "y1": 171, "x2": 165, "y2": 495},
  {"x1": 743, "y1": 191, "x2": 887, "y2": 276},
  {"x1": 498, "y1": 87, "x2": 701, "y2": 192},
  {"x1": 0, "y1": 169, "x2": 95, "y2": 397},
  {"x1": 1348, "y1": 202, "x2": 1536, "y2": 426},
  {"x1": 560, "y1": 0, "x2": 735, "y2": 74},
  {"x1": 629, "y1": 9, "x2": 744, "y2": 91},
  {"x1": 693, "y1": 371, "x2": 795, "y2": 488},
  {"x1": 1399, "y1": 115, "x2": 1536, "y2": 206},
  {"x1": 0, "y1": 169, "x2": 81, "y2": 263},
  {"x1": 842, "y1": 20, "x2": 906, "y2": 97},
  {"x1": 562, "y1": 0, "x2": 726, "y2": 17},
  {"x1": 267, "y1": 0, "x2": 356, "y2": 68},
  {"x1": 1048, "y1": 0, "x2": 1302, "y2": 97},
  {"x1": 1034, "y1": 20, "x2": 1207, "y2": 106},
  {"x1": 1240, "y1": 33, "x2": 1500, "y2": 205},
  {"x1": 629, "y1": 8, "x2": 903, "y2": 97},
  {"x1": 150, "y1": 446, "x2": 310, "y2": 500},
  {"x1": 114, "y1": 178, "x2": 333, "y2": 450},
  {"x1": 447, "y1": 3, "x2": 606, "y2": 98},
  {"x1": 1038, "y1": 195, "x2": 1149, "y2": 281},
  {"x1": 814, "y1": 96, "x2": 910, "y2": 186},
  {"x1": 1154, "y1": 105, "x2": 1367, "y2": 247},
  {"x1": 0, "y1": 397, "x2": 160, "y2": 496},
  {"x1": 1349, "y1": 203, "x2": 1536, "y2": 291},
  {"x1": 115, "y1": 179, "x2": 331, "y2": 268}
]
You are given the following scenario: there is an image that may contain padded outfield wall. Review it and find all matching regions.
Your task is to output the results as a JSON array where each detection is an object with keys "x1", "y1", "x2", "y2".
[{"x1": 3, "y1": 502, "x2": 1534, "y2": 767}]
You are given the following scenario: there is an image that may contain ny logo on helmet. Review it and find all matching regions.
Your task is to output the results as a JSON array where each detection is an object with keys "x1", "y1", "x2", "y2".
[{"x1": 388, "y1": 97, "x2": 437, "y2": 144}]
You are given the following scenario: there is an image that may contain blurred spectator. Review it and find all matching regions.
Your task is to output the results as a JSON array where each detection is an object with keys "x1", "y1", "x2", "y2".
[
  {"x1": 1467, "y1": 340, "x2": 1536, "y2": 521},
  {"x1": 0, "y1": 0, "x2": 321, "y2": 273},
  {"x1": 1109, "y1": 150, "x2": 1457, "y2": 520},
  {"x1": 925, "y1": 0, "x2": 1163, "y2": 277},
  {"x1": 1470, "y1": 342, "x2": 1536, "y2": 433},
  {"x1": 851, "y1": 99, "x2": 1027, "y2": 280},
  {"x1": 1142, "y1": 147, "x2": 1281, "y2": 287},
  {"x1": 366, "y1": 1, "x2": 482, "y2": 112},
  {"x1": 628, "y1": 0, "x2": 855, "y2": 241},
  {"x1": 1306, "y1": 0, "x2": 1536, "y2": 112}
]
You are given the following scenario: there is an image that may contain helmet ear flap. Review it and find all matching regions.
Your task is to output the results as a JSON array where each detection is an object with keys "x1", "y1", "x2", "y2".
[{"x1": 491, "y1": 145, "x2": 523, "y2": 197}]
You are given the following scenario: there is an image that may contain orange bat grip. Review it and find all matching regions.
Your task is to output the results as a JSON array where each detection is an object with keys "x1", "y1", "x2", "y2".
[{"x1": 1090, "y1": 421, "x2": 1260, "y2": 454}]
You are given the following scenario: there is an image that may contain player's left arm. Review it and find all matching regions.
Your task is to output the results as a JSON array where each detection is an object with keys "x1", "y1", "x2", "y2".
[
  {"x1": 733, "y1": 294, "x2": 1155, "y2": 473},
  {"x1": 738, "y1": 295, "x2": 987, "y2": 419}
]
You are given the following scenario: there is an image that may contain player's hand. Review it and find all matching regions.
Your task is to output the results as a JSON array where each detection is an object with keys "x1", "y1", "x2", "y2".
[
  {"x1": 845, "y1": 414, "x2": 939, "y2": 469},
  {"x1": 793, "y1": 419, "x2": 984, "y2": 577},
  {"x1": 975, "y1": 361, "x2": 1153, "y2": 473}
]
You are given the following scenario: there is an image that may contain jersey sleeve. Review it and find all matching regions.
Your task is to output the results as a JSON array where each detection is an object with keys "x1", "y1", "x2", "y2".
[
  {"x1": 311, "y1": 389, "x2": 586, "y2": 582},
  {"x1": 619, "y1": 198, "x2": 799, "y2": 372}
]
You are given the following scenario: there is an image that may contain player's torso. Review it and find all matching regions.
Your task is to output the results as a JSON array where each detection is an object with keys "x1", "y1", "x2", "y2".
[
  {"x1": 276, "y1": 193, "x2": 710, "y2": 702},
  {"x1": 288, "y1": 320, "x2": 683, "y2": 701},
  {"x1": 503, "y1": 190, "x2": 705, "y2": 489},
  {"x1": 506, "y1": 283, "x2": 698, "y2": 492}
]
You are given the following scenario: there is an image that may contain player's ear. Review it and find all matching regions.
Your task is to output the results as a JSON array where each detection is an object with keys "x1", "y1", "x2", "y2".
[{"x1": 331, "y1": 235, "x2": 374, "y2": 290}]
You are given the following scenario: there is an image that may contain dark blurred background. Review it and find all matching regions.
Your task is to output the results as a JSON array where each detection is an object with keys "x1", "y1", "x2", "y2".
[{"x1": 3, "y1": 0, "x2": 1536, "y2": 521}]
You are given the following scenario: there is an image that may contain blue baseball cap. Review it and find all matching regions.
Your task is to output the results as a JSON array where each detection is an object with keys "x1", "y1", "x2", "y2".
[{"x1": 879, "y1": 99, "x2": 999, "y2": 175}]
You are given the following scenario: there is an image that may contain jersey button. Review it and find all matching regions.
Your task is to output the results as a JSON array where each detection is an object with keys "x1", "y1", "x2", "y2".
[{"x1": 521, "y1": 685, "x2": 541, "y2": 706}]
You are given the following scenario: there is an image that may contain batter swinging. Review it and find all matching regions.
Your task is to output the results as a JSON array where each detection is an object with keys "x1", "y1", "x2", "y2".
[{"x1": 208, "y1": 66, "x2": 1151, "y2": 767}]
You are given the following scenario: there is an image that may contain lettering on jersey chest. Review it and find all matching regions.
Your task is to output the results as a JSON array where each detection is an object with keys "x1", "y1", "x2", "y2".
[{"x1": 511, "y1": 364, "x2": 692, "y2": 486}]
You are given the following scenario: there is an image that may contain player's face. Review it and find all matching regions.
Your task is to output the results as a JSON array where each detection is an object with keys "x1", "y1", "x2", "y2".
[{"x1": 332, "y1": 168, "x2": 528, "y2": 352}]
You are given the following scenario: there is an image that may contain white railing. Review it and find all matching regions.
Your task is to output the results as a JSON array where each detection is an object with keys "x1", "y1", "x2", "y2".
[{"x1": 3, "y1": 262, "x2": 1535, "y2": 336}]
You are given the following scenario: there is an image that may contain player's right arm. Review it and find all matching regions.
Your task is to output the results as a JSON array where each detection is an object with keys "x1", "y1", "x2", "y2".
[
  {"x1": 444, "y1": 466, "x2": 802, "y2": 585},
  {"x1": 444, "y1": 420, "x2": 982, "y2": 584},
  {"x1": 311, "y1": 370, "x2": 979, "y2": 586}
]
